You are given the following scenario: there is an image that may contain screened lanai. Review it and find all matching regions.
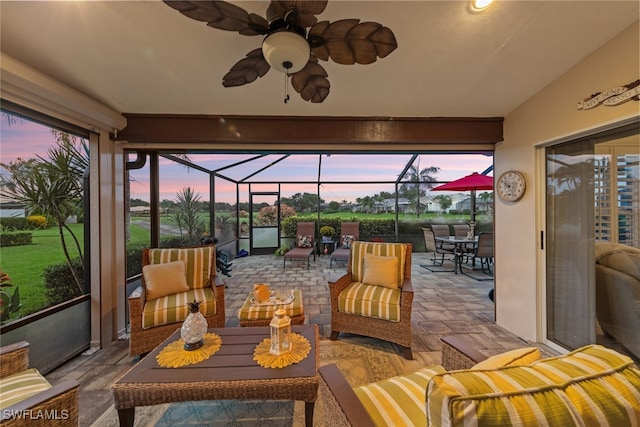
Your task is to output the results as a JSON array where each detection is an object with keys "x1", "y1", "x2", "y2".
[{"x1": 125, "y1": 150, "x2": 494, "y2": 262}]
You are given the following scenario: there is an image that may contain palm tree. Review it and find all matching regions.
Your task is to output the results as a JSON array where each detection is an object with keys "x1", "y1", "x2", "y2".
[
  {"x1": 170, "y1": 187, "x2": 206, "y2": 245},
  {"x1": 399, "y1": 164, "x2": 440, "y2": 217},
  {"x1": 0, "y1": 130, "x2": 88, "y2": 294},
  {"x1": 433, "y1": 195, "x2": 452, "y2": 212}
]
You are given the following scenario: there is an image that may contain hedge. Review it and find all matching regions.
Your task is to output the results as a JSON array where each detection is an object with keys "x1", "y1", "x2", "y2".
[{"x1": 0, "y1": 232, "x2": 33, "y2": 247}]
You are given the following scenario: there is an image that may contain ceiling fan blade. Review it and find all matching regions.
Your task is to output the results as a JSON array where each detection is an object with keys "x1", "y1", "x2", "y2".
[
  {"x1": 291, "y1": 57, "x2": 330, "y2": 103},
  {"x1": 222, "y1": 49, "x2": 270, "y2": 87},
  {"x1": 269, "y1": 1, "x2": 328, "y2": 28},
  {"x1": 163, "y1": 0, "x2": 268, "y2": 35},
  {"x1": 309, "y1": 19, "x2": 398, "y2": 65}
]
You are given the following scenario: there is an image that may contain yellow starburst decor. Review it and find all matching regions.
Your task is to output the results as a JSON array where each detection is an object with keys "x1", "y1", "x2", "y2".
[
  {"x1": 253, "y1": 333, "x2": 311, "y2": 368},
  {"x1": 156, "y1": 332, "x2": 222, "y2": 368}
]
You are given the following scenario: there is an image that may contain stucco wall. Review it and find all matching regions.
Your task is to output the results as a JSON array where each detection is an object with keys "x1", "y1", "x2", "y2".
[{"x1": 495, "y1": 21, "x2": 639, "y2": 341}]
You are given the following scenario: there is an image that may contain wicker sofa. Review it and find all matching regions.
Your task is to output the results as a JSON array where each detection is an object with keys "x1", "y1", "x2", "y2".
[
  {"x1": 128, "y1": 245, "x2": 226, "y2": 356},
  {"x1": 595, "y1": 242, "x2": 640, "y2": 360},
  {"x1": 0, "y1": 341, "x2": 79, "y2": 426},
  {"x1": 319, "y1": 336, "x2": 640, "y2": 426}
]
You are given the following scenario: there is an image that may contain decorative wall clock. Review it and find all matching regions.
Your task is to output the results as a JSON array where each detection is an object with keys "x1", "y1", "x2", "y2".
[{"x1": 497, "y1": 170, "x2": 526, "y2": 202}]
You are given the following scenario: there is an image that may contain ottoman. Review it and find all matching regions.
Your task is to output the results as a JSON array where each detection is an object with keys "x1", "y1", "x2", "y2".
[{"x1": 238, "y1": 289, "x2": 305, "y2": 326}]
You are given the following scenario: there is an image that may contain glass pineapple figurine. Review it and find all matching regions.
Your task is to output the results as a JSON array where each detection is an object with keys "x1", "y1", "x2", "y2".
[{"x1": 181, "y1": 300, "x2": 208, "y2": 351}]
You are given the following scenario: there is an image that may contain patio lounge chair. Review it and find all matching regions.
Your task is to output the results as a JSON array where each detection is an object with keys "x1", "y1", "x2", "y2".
[
  {"x1": 328, "y1": 241, "x2": 414, "y2": 359},
  {"x1": 283, "y1": 222, "x2": 316, "y2": 269},
  {"x1": 329, "y1": 222, "x2": 360, "y2": 268}
]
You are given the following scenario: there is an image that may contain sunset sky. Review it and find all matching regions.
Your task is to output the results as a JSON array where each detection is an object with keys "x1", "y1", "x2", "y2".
[{"x1": 1, "y1": 115, "x2": 493, "y2": 203}]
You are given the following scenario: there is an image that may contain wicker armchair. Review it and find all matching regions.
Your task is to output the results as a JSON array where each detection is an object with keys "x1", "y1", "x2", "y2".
[
  {"x1": 328, "y1": 241, "x2": 414, "y2": 359},
  {"x1": 128, "y1": 245, "x2": 226, "y2": 356},
  {"x1": 0, "y1": 341, "x2": 79, "y2": 426}
]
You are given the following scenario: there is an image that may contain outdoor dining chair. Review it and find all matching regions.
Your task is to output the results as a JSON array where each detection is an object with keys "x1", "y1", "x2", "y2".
[{"x1": 420, "y1": 227, "x2": 455, "y2": 272}]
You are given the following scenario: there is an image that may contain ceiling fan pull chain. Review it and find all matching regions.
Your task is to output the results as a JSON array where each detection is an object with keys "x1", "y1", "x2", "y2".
[{"x1": 284, "y1": 73, "x2": 290, "y2": 104}]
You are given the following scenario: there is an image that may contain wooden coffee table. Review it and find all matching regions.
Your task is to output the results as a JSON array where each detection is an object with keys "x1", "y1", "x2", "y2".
[{"x1": 112, "y1": 325, "x2": 319, "y2": 427}]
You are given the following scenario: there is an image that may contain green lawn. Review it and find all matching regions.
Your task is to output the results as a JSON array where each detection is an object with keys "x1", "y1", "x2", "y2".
[
  {"x1": 1, "y1": 222, "x2": 151, "y2": 318},
  {"x1": 1, "y1": 224, "x2": 85, "y2": 316}
]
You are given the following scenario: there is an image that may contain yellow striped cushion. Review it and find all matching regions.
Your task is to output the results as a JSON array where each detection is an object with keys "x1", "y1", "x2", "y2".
[
  {"x1": 142, "y1": 288, "x2": 216, "y2": 329},
  {"x1": 0, "y1": 368, "x2": 52, "y2": 410},
  {"x1": 148, "y1": 247, "x2": 214, "y2": 290},
  {"x1": 354, "y1": 365, "x2": 446, "y2": 427},
  {"x1": 338, "y1": 282, "x2": 401, "y2": 322},
  {"x1": 238, "y1": 289, "x2": 304, "y2": 321},
  {"x1": 427, "y1": 344, "x2": 640, "y2": 427},
  {"x1": 351, "y1": 242, "x2": 406, "y2": 287}
]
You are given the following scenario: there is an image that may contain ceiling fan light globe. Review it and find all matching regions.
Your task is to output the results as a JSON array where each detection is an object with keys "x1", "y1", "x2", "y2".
[{"x1": 262, "y1": 31, "x2": 310, "y2": 73}]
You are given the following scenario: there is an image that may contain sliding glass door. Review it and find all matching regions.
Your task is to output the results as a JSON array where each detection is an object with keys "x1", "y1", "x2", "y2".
[{"x1": 545, "y1": 121, "x2": 639, "y2": 352}]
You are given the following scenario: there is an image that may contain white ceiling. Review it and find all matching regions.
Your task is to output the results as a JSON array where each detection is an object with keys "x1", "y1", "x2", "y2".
[{"x1": 1, "y1": 1, "x2": 638, "y2": 118}]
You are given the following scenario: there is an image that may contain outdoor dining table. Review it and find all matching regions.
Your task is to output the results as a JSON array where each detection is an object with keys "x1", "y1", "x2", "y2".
[{"x1": 435, "y1": 235, "x2": 478, "y2": 274}]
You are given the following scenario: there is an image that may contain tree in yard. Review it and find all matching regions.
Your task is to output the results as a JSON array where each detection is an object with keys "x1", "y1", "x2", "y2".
[
  {"x1": 478, "y1": 191, "x2": 494, "y2": 214},
  {"x1": 399, "y1": 164, "x2": 440, "y2": 217},
  {"x1": 281, "y1": 192, "x2": 323, "y2": 213},
  {"x1": 356, "y1": 196, "x2": 375, "y2": 213},
  {"x1": 433, "y1": 195, "x2": 453, "y2": 212},
  {"x1": 0, "y1": 130, "x2": 88, "y2": 295},
  {"x1": 170, "y1": 187, "x2": 206, "y2": 245},
  {"x1": 325, "y1": 201, "x2": 341, "y2": 213},
  {"x1": 256, "y1": 204, "x2": 296, "y2": 225}
]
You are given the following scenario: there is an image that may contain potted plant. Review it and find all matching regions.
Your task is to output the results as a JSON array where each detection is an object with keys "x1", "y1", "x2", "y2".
[{"x1": 320, "y1": 225, "x2": 336, "y2": 243}]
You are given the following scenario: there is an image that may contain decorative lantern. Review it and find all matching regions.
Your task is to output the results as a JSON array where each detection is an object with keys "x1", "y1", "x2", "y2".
[
  {"x1": 269, "y1": 307, "x2": 291, "y2": 356},
  {"x1": 181, "y1": 300, "x2": 208, "y2": 351}
]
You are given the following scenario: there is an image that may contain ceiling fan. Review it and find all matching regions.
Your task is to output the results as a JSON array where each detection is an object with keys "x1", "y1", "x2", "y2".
[{"x1": 163, "y1": 1, "x2": 398, "y2": 103}]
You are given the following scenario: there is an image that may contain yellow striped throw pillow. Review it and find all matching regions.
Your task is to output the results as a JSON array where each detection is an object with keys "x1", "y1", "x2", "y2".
[
  {"x1": 427, "y1": 344, "x2": 640, "y2": 427},
  {"x1": 354, "y1": 365, "x2": 446, "y2": 427},
  {"x1": 148, "y1": 247, "x2": 214, "y2": 290}
]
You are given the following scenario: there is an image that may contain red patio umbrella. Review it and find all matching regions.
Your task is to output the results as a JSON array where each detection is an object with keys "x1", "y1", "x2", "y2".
[{"x1": 431, "y1": 172, "x2": 493, "y2": 222}]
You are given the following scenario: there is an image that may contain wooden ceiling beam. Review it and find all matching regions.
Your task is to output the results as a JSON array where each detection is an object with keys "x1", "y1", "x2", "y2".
[{"x1": 115, "y1": 115, "x2": 503, "y2": 151}]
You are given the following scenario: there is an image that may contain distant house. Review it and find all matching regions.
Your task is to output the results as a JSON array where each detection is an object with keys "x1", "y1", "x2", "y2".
[
  {"x1": 0, "y1": 192, "x2": 26, "y2": 218},
  {"x1": 0, "y1": 201, "x2": 26, "y2": 218},
  {"x1": 129, "y1": 205, "x2": 151, "y2": 215}
]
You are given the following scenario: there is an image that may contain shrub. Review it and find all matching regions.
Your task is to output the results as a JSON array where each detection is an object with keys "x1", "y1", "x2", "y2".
[
  {"x1": 126, "y1": 241, "x2": 147, "y2": 278},
  {"x1": 0, "y1": 232, "x2": 33, "y2": 247},
  {"x1": 43, "y1": 258, "x2": 85, "y2": 305},
  {"x1": 27, "y1": 215, "x2": 48, "y2": 229},
  {"x1": 0, "y1": 217, "x2": 30, "y2": 231},
  {"x1": 274, "y1": 245, "x2": 290, "y2": 256},
  {"x1": 0, "y1": 269, "x2": 21, "y2": 324}
]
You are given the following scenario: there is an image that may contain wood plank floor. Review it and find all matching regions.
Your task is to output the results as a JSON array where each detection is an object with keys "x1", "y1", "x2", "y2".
[{"x1": 45, "y1": 252, "x2": 553, "y2": 426}]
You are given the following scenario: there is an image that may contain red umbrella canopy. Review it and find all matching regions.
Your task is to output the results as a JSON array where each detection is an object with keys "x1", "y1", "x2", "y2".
[{"x1": 432, "y1": 172, "x2": 493, "y2": 192}]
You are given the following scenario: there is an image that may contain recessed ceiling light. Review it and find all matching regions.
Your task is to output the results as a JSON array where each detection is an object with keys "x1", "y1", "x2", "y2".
[{"x1": 468, "y1": 0, "x2": 495, "y2": 13}]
